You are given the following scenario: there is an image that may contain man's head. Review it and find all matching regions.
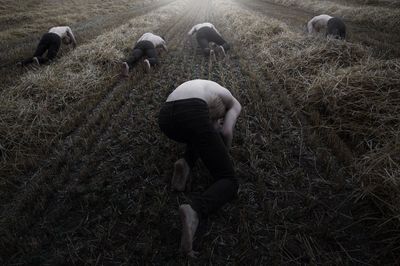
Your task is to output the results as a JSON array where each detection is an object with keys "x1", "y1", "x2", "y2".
[{"x1": 208, "y1": 95, "x2": 226, "y2": 121}]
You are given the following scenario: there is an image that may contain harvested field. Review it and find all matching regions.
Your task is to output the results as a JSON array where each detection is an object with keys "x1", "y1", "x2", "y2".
[
  {"x1": 0, "y1": 0, "x2": 174, "y2": 89},
  {"x1": 0, "y1": 0, "x2": 399, "y2": 264},
  {"x1": 265, "y1": 0, "x2": 400, "y2": 32},
  {"x1": 236, "y1": 0, "x2": 400, "y2": 59}
]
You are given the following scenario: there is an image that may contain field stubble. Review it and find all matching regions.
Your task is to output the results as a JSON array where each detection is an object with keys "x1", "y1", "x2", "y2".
[
  {"x1": 264, "y1": 0, "x2": 400, "y2": 33},
  {"x1": 1, "y1": 0, "x2": 399, "y2": 264},
  {"x1": 0, "y1": 0, "x2": 173, "y2": 90},
  {"x1": 222, "y1": 0, "x2": 400, "y2": 261}
]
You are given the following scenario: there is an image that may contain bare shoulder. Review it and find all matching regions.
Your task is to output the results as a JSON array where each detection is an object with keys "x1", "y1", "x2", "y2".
[
  {"x1": 317, "y1": 14, "x2": 332, "y2": 20},
  {"x1": 206, "y1": 80, "x2": 232, "y2": 97}
]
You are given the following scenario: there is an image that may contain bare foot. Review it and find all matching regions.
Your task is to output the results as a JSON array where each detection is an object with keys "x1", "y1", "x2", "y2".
[
  {"x1": 172, "y1": 158, "x2": 190, "y2": 191},
  {"x1": 210, "y1": 49, "x2": 216, "y2": 61},
  {"x1": 33, "y1": 57, "x2": 40, "y2": 66},
  {"x1": 143, "y1": 59, "x2": 151, "y2": 72},
  {"x1": 121, "y1": 62, "x2": 129, "y2": 77},
  {"x1": 179, "y1": 204, "x2": 199, "y2": 257},
  {"x1": 216, "y1": 45, "x2": 226, "y2": 58}
]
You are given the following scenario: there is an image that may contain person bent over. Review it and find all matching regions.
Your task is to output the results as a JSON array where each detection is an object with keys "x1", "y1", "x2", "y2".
[
  {"x1": 188, "y1": 23, "x2": 230, "y2": 57},
  {"x1": 121, "y1": 32, "x2": 167, "y2": 77},
  {"x1": 19, "y1": 26, "x2": 77, "y2": 66},
  {"x1": 158, "y1": 79, "x2": 242, "y2": 257},
  {"x1": 307, "y1": 14, "x2": 346, "y2": 40}
]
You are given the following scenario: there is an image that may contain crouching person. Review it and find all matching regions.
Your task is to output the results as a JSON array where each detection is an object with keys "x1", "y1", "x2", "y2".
[
  {"x1": 307, "y1": 14, "x2": 346, "y2": 39},
  {"x1": 19, "y1": 26, "x2": 77, "y2": 66},
  {"x1": 158, "y1": 79, "x2": 242, "y2": 257},
  {"x1": 188, "y1": 23, "x2": 230, "y2": 57},
  {"x1": 121, "y1": 32, "x2": 167, "y2": 77}
]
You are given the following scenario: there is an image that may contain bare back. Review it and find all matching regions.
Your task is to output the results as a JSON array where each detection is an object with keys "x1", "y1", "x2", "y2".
[
  {"x1": 307, "y1": 14, "x2": 333, "y2": 33},
  {"x1": 167, "y1": 79, "x2": 231, "y2": 119}
]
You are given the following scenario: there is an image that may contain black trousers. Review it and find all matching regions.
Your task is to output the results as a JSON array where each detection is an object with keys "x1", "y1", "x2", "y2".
[
  {"x1": 126, "y1": 40, "x2": 159, "y2": 68},
  {"x1": 327, "y1": 17, "x2": 346, "y2": 40},
  {"x1": 158, "y1": 98, "x2": 238, "y2": 218},
  {"x1": 196, "y1": 27, "x2": 230, "y2": 56},
  {"x1": 22, "y1": 32, "x2": 61, "y2": 65}
]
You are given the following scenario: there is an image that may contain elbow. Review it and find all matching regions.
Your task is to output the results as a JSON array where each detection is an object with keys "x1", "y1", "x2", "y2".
[{"x1": 235, "y1": 100, "x2": 242, "y2": 114}]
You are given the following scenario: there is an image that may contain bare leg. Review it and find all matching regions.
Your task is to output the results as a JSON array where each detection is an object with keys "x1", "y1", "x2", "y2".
[
  {"x1": 172, "y1": 158, "x2": 190, "y2": 191},
  {"x1": 210, "y1": 49, "x2": 216, "y2": 61},
  {"x1": 121, "y1": 62, "x2": 129, "y2": 77},
  {"x1": 143, "y1": 59, "x2": 151, "y2": 72},
  {"x1": 179, "y1": 204, "x2": 199, "y2": 257},
  {"x1": 215, "y1": 45, "x2": 226, "y2": 58}
]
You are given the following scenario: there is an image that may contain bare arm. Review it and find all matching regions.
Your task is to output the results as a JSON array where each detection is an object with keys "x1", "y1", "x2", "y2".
[
  {"x1": 188, "y1": 25, "x2": 197, "y2": 36},
  {"x1": 307, "y1": 20, "x2": 314, "y2": 34},
  {"x1": 218, "y1": 89, "x2": 242, "y2": 148},
  {"x1": 66, "y1": 27, "x2": 77, "y2": 48}
]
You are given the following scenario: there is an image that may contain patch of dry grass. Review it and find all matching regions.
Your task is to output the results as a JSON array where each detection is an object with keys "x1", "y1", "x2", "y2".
[
  {"x1": 266, "y1": 0, "x2": 400, "y2": 32},
  {"x1": 0, "y1": 0, "x2": 144, "y2": 42},
  {"x1": 0, "y1": 0, "x2": 189, "y2": 202},
  {"x1": 306, "y1": 59, "x2": 400, "y2": 214},
  {"x1": 335, "y1": 0, "x2": 400, "y2": 8},
  {"x1": 217, "y1": 0, "x2": 400, "y2": 260},
  {"x1": 1, "y1": 0, "x2": 399, "y2": 264}
]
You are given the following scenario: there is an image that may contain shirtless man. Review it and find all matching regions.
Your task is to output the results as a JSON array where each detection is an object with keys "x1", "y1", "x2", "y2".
[
  {"x1": 188, "y1": 23, "x2": 230, "y2": 57},
  {"x1": 307, "y1": 15, "x2": 346, "y2": 39},
  {"x1": 19, "y1": 26, "x2": 77, "y2": 66},
  {"x1": 121, "y1": 32, "x2": 167, "y2": 76},
  {"x1": 158, "y1": 79, "x2": 242, "y2": 257}
]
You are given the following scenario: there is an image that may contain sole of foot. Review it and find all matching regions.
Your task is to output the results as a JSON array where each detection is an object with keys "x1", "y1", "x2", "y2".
[
  {"x1": 33, "y1": 57, "x2": 40, "y2": 66},
  {"x1": 216, "y1": 45, "x2": 226, "y2": 58},
  {"x1": 210, "y1": 49, "x2": 216, "y2": 61},
  {"x1": 121, "y1": 62, "x2": 129, "y2": 77},
  {"x1": 143, "y1": 59, "x2": 151, "y2": 73},
  {"x1": 179, "y1": 204, "x2": 199, "y2": 258}
]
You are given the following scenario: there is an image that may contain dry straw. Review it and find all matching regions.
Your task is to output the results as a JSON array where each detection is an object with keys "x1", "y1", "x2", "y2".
[
  {"x1": 268, "y1": 0, "x2": 400, "y2": 32},
  {"x1": 217, "y1": 0, "x2": 400, "y2": 254},
  {"x1": 0, "y1": 0, "x2": 188, "y2": 186}
]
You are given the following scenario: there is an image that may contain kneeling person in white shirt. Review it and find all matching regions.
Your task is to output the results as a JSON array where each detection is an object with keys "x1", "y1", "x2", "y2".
[{"x1": 121, "y1": 32, "x2": 168, "y2": 76}]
